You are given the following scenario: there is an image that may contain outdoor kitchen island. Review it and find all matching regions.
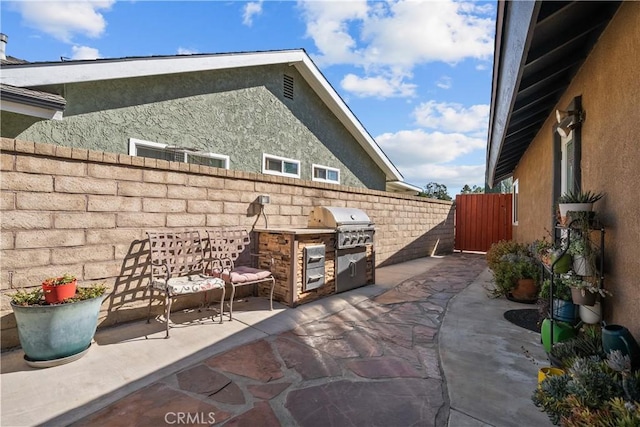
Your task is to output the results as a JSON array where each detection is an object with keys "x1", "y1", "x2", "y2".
[{"x1": 254, "y1": 207, "x2": 375, "y2": 307}]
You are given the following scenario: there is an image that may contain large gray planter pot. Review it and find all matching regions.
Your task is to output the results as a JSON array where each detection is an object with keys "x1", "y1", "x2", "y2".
[{"x1": 11, "y1": 295, "x2": 104, "y2": 366}]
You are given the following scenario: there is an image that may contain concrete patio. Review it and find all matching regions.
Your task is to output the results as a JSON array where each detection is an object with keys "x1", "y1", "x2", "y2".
[{"x1": 0, "y1": 253, "x2": 550, "y2": 426}]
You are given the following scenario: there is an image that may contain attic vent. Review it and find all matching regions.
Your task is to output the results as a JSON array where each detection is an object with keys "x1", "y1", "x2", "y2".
[{"x1": 283, "y1": 74, "x2": 294, "y2": 100}]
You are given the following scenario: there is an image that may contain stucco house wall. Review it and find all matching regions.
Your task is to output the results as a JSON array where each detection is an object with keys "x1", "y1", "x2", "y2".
[
  {"x1": 512, "y1": 3, "x2": 640, "y2": 337},
  {"x1": 1, "y1": 64, "x2": 387, "y2": 190}
]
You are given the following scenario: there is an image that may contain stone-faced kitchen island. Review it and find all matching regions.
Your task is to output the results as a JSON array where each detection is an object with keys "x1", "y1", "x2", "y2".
[{"x1": 254, "y1": 226, "x2": 374, "y2": 307}]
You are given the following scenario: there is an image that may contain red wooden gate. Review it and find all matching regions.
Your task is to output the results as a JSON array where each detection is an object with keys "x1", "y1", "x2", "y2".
[{"x1": 455, "y1": 193, "x2": 512, "y2": 252}]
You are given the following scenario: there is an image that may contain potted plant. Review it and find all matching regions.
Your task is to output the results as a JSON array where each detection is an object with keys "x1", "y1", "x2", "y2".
[
  {"x1": 557, "y1": 190, "x2": 604, "y2": 226},
  {"x1": 488, "y1": 250, "x2": 539, "y2": 301},
  {"x1": 508, "y1": 253, "x2": 540, "y2": 301},
  {"x1": 563, "y1": 271, "x2": 610, "y2": 306},
  {"x1": 41, "y1": 273, "x2": 77, "y2": 304},
  {"x1": 567, "y1": 235, "x2": 596, "y2": 276},
  {"x1": 487, "y1": 240, "x2": 531, "y2": 298},
  {"x1": 540, "y1": 277, "x2": 576, "y2": 324},
  {"x1": 10, "y1": 281, "x2": 107, "y2": 367},
  {"x1": 530, "y1": 238, "x2": 554, "y2": 267}
]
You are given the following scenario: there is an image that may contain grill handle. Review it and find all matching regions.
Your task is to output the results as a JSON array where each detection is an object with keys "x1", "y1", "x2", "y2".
[
  {"x1": 349, "y1": 260, "x2": 357, "y2": 277},
  {"x1": 308, "y1": 274, "x2": 324, "y2": 282}
]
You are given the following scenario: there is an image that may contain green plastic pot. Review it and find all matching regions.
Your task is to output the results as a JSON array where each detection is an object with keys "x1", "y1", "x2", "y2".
[
  {"x1": 541, "y1": 318, "x2": 576, "y2": 353},
  {"x1": 551, "y1": 252, "x2": 572, "y2": 274}
]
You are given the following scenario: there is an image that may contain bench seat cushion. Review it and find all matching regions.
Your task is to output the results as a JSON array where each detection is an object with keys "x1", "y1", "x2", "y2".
[
  {"x1": 151, "y1": 275, "x2": 225, "y2": 295},
  {"x1": 226, "y1": 266, "x2": 272, "y2": 283}
]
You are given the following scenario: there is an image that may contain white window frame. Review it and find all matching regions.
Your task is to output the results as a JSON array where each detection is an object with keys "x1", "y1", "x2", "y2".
[
  {"x1": 262, "y1": 153, "x2": 300, "y2": 178},
  {"x1": 128, "y1": 138, "x2": 229, "y2": 169},
  {"x1": 512, "y1": 179, "x2": 519, "y2": 225},
  {"x1": 312, "y1": 164, "x2": 340, "y2": 184}
]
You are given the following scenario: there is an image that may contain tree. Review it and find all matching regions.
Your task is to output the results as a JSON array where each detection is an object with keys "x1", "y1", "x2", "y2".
[
  {"x1": 461, "y1": 184, "x2": 484, "y2": 194},
  {"x1": 421, "y1": 182, "x2": 452, "y2": 201}
]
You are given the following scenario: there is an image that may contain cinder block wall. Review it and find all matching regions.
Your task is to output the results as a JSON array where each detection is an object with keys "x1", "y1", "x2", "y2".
[{"x1": 0, "y1": 138, "x2": 454, "y2": 350}]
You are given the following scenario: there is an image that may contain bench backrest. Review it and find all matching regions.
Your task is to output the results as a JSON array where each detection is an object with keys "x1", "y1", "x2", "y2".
[
  {"x1": 206, "y1": 227, "x2": 251, "y2": 269},
  {"x1": 147, "y1": 230, "x2": 207, "y2": 280}
]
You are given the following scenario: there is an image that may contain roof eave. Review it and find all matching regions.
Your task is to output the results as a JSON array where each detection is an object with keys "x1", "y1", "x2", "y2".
[{"x1": 485, "y1": 0, "x2": 539, "y2": 188}]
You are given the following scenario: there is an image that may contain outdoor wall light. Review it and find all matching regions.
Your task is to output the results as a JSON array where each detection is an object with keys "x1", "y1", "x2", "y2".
[{"x1": 555, "y1": 109, "x2": 585, "y2": 138}]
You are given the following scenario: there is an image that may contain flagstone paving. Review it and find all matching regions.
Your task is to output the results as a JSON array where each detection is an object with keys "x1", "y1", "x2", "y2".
[{"x1": 75, "y1": 253, "x2": 487, "y2": 426}]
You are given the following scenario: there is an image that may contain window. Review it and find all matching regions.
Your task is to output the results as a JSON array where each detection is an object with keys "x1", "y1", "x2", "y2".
[
  {"x1": 129, "y1": 138, "x2": 229, "y2": 169},
  {"x1": 560, "y1": 133, "x2": 575, "y2": 195},
  {"x1": 262, "y1": 154, "x2": 300, "y2": 178},
  {"x1": 312, "y1": 164, "x2": 340, "y2": 184},
  {"x1": 512, "y1": 179, "x2": 519, "y2": 225}
]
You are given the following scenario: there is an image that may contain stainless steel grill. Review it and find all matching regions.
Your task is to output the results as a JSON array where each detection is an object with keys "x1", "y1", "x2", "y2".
[
  {"x1": 308, "y1": 207, "x2": 375, "y2": 293},
  {"x1": 308, "y1": 207, "x2": 375, "y2": 249}
]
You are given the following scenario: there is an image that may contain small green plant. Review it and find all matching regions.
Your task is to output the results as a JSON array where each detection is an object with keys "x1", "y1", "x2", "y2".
[
  {"x1": 10, "y1": 288, "x2": 44, "y2": 306},
  {"x1": 11, "y1": 283, "x2": 106, "y2": 306},
  {"x1": 562, "y1": 271, "x2": 611, "y2": 298},
  {"x1": 42, "y1": 273, "x2": 76, "y2": 286},
  {"x1": 550, "y1": 326, "x2": 605, "y2": 368},
  {"x1": 558, "y1": 190, "x2": 604, "y2": 204},
  {"x1": 530, "y1": 238, "x2": 554, "y2": 263},
  {"x1": 540, "y1": 278, "x2": 572, "y2": 301}
]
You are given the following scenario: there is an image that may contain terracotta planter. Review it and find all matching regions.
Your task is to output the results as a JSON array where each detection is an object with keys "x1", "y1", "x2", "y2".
[
  {"x1": 511, "y1": 278, "x2": 538, "y2": 301},
  {"x1": 570, "y1": 287, "x2": 597, "y2": 306},
  {"x1": 42, "y1": 280, "x2": 77, "y2": 304}
]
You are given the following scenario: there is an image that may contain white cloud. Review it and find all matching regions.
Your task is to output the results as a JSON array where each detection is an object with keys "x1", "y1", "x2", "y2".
[
  {"x1": 377, "y1": 129, "x2": 485, "y2": 165},
  {"x1": 298, "y1": 0, "x2": 368, "y2": 64},
  {"x1": 71, "y1": 45, "x2": 99, "y2": 60},
  {"x1": 413, "y1": 101, "x2": 489, "y2": 135},
  {"x1": 177, "y1": 47, "x2": 198, "y2": 55},
  {"x1": 299, "y1": 0, "x2": 494, "y2": 69},
  {"x1": 243, "y1": 1, "x2": 263, "y2": 26},
  {"x1": 436, "y1": 76, "x2": 452, "y2": 90},
  {"x1": 15, "y1": 1, "x2": 114, "y2": 43},
  {"x1": 341, "y1": 73, "x2": 416, "y2": 98},
  {"x1": 376, "y1": 129, "x2": 486, "y2": 194}
]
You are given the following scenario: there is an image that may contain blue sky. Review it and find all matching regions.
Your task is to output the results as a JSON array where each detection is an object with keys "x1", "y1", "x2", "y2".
[{"x1": 1, "y1": 0, "x2": 496, "y2": 195}]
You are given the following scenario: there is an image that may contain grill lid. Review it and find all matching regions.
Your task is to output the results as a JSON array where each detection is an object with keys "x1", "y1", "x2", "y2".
[{"x1": 308, "y1": 206, "x2": 372, "y2": 228}]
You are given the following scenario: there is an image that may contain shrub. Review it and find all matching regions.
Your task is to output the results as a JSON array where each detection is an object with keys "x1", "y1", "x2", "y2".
[{"x1": 486, "y1": 240, "x2": 529, "y2": 271}]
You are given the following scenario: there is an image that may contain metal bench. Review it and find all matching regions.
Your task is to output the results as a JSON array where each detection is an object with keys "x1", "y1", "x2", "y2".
[
  {"x1": 146, "y1": 230, "x2": 226, "y2": 338},
  {"x1": 206, "y1": 227, "x2": 275, "y2": 320}
]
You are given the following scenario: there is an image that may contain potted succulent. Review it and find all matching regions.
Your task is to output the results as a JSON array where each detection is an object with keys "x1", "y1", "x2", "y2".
[
  {"x1": 540, "y1": 277, "x2": 576, "y2": 324},
  {"x1": 530, "y1": 238, "x2": 554, "y2": 267},
  {"x1": 567, "y1": 236, "x2": 595, "y2": 276},
  {"x1": 557, "y1": 190, "x2": 604, "y2": 226},
  {"x1": 10, "y1": 281, "x2": 107, "y2": 367},
  {"x1": 562, "y1": 271, "x2": 610, "y2": 306},
  {"x1": 41, "y1": 273, "x2": 77, "y2": 304}
]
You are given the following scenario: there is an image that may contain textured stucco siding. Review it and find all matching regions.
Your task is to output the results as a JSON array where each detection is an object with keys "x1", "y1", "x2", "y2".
[
  {"x1": 512, "y1": 3, "x2": 640, "y2": 338},
  {"x1": 6, "y1": 64, "x2": 386, "y2": 190}
]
